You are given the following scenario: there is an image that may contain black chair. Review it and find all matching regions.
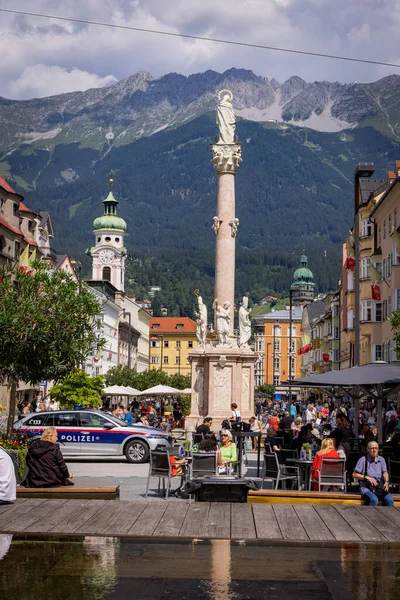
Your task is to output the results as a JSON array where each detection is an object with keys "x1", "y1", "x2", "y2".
[
  {"x1": 145, "y1": 450, "x2": 182, "y2": 499},
  {"x1": 274, "y1": 436, "x2": 285, "y2": 448},
  {"x1": 389, "y1": 458, "x2": 400, "y2": 491},
  {"x1": 276, "y1": 448, "x2": 299, "y2": 465},
  {"x1": 262, "y1": 453, "x2": 300, "y2": 490},
  {"x1": 192, "y1": 432, "x2": 204, "y2": 445},
  {"x1": 191, "y1": 452, "x2": 218, "y2": 478}
]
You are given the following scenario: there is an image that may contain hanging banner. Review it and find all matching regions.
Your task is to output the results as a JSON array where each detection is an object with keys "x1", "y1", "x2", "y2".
[{"x1": 371, "y1": 284, "x2": 381, "y2": 301}]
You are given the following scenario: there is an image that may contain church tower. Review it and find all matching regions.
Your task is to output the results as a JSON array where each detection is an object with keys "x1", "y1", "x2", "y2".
[
  {"x1": 291, "y1": 251, "x2": 315, "y2": 305},
  {"x1": 90, "y1": 179, "x2": 127, "y2": 291}
]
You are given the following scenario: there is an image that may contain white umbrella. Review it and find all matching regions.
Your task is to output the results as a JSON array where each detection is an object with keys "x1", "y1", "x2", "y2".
[
  {"x1": 181, "y1": 388, "x2": 192, "y2": 395},
  {"x1": 138, "y1": 384, "x2": 183, "y2": 396},
  {"x1": 123, "y1": 386, "x2": 142, "y2": 396},
  {"x1": 103, "y1": 385, "x2": 131, "y2": 395}
]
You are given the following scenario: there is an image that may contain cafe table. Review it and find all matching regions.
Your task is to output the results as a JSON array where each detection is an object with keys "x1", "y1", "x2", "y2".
[{"x1": 286, "y1": 457, "x2": 314, "y2": 491}]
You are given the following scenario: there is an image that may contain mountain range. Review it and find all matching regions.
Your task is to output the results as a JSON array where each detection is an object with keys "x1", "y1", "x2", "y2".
[{"x1": 1, "y1": 68, "x2": 399, "y2": 312}]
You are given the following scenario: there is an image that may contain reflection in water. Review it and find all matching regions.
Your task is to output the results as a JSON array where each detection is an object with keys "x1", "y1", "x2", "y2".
[
  {"x1": 0, "y1": 534, "x2": 12, "y2": 561},
  {"x1": 1, "y1": 537, "x2": 400, "y2": 599}
]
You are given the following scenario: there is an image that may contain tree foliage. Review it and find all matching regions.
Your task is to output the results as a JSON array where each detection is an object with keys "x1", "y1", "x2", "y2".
[
  {"x1": 104, "y1": 365, "x2": 191, "y2": 392},
  {"x1": 389, "y1": 312, "x2": 400, "y2": 359},
  {"x1": 50, "y1": 369, "x2": 104, "y2": 409},
  {"x1": 0, "y1": 261, "x2": 104, "y2": 431}
]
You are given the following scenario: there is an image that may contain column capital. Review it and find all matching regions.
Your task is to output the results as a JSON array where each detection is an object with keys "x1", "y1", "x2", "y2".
[{"x1": 211, "y1": 143, "x2": 242, "y2": 174}]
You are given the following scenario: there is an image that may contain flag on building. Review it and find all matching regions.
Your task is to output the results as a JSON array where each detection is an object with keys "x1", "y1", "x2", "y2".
[
  {"x1": 391, "y1": 226, "x2": 400, "y2": 262},
  {"x1": 371, "y1": 285, "x2": 381, "y2": 301},
  {"x1": 19, "y1": 244, "x2": 30, "y2": 268},
  {"x1": 114, "y1": 313, "x2": 123, "y2": 337},
  {"x1": 346, "y1": 236, "x2": 355, "y2": 258},
  {"x1": 368, "y1": 260, "x2": 382, "y2": 284}
]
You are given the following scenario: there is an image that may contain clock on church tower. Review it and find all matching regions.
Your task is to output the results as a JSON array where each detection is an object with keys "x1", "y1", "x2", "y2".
[{"x1": 89, "y1": 179, "x2": 127, "y2": 292}]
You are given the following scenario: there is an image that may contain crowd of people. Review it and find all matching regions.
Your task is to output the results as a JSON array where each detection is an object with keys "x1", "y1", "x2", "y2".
[
  {"x1": 104, "y1": 397, "x2": 184, "y2": 431},
  {"x1": 16, "y1": 391, "x2": 59, "y2": 416}
]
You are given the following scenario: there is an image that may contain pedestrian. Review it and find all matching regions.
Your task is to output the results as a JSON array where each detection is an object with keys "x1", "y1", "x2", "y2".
[
  {"x1": 255, "y1": 399, "x2": 262, "y2": 420},
  {"x1": 173, "y1": 399, "x2": 182, "y2": 425},
  {"x1": 22, "y1": 427, "x2": 73, "y2": 488},
  {"x1": 0, "y1": 447, "x2": 16, "y2": 505},
  {"x1": 353, "y1": 441, "x2": 394, "y2": 506},
  {"x1": 123, "y1": 407, "x2": 133, "y2": 426},
  {"x1": 230, "y1": 403, "x2": 241, "y2": 424},
  {"x1": 249, "y1": 416, "x2": 262, "y2": 449},
  {"x1": 196, "y1": 417, "x2": 213, "y2": 436}
]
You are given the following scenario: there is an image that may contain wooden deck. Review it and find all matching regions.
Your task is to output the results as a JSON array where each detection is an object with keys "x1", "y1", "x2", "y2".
[{"x1": 2, "y1": 499, "x2": 400, "y2": 543}]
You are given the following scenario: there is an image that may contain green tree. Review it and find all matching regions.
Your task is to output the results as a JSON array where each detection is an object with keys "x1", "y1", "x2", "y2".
[
  {"x1": 0, "y1": 261, "x2": 104, "y2": 433},
  {"x1": 389, "y1": 312, "x2": 400, "y2": 358},
  {"x1": 51, "y1": 369, "x2": 104, "y2": 409}
]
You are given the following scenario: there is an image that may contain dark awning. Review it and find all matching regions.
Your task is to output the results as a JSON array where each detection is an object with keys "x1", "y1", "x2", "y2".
[{"x1": 293, "y1": 364, "x2": 400, "y2": 388}]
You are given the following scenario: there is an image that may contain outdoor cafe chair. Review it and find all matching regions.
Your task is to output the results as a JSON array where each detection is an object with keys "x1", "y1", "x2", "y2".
[
  {"x1": 191, "y1": 452, "x2": 218, "y2": 478},
  {"x1": 192, "y1": 432, "x2": 204, "y2": 445},
  {"x1": 262, "y1": 452, "x2": 300, "y2": 490},
  {"x1": 145, "y1": 449, "x2": 183, "y2": 499},
  {"x1": 389, "y1": 458, "x2": 400, "y2": 491},
  {"x1": 312, "y1": 457, "x2": 346, "y2": 492},
  {"x1": 276, "y1": 448, "x2": 299, "y2": 465}
]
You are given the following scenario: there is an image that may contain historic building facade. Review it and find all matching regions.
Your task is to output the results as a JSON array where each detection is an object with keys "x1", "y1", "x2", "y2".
[{"x1": 149, "y1": 317, "x2": 198, "y2": 376}]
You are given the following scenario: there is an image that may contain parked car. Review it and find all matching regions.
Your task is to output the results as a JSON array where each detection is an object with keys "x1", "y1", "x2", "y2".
[{"x1": 13, "y1": 410, "x2": 173, "y2": 463}]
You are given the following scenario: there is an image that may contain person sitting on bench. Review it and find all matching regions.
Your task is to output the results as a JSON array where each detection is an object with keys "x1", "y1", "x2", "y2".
[
  {"x1": 0, "y1": 447, "x2": 16, "y2": 505},
  {"x1": 353, "y1": 441, "x2": 394, "y2": 506},
  {"x1": 22, "y1": 427, "x2": 74, "y2": 488}
]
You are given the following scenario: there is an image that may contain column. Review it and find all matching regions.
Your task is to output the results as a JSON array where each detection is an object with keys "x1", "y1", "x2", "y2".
[{"x1": 211, "y1": 143, "x2": 242, "y2": 335}]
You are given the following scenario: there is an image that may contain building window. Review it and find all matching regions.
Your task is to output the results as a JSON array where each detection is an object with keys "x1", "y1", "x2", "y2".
[
  {"x1": 14, "y1": 241, "x2": 20, "y2": 260},
  {"x1": 273, "y1": 356, "x2": 280, "y2": 372},
  {"x1": 13, "y1": 203, "x2": 18, "y2": 216},
  {"x1": 176, "y1": 324, "x2": 183, "y2": 330},
  {"x1": 274, "y1": 339, "x2": 280, "y2": 352},
  {"x1": 188, "y1": 340, "x2": 193, "y2": 348},
  {"x1": 164, "y1": 340, "x2": 169, "y2": 347},
  {"x1": 361, "y1": 258, "x2": 370, "y2": 279},
  {"x1": 105, "y1": 236, "x2": 111, "y2": 242},
  {"x1": 163, "y1": 356, "x2": 169, "y2": 364},
  {"x1": 176, "y1": 356, "x2": 180, "y2": 365},
  {"x1": 289, "y1": 356, "x2": 295, "y2": 376},
  {"x1": 28, "y1": 221, "x2": 34, "y2": 232},
  {"x1": 333, "y1": 327, "x2": 339, "y2": 339},
  {"x1": 373, "y1": 302, "x2": 382, "y2": 322},
  {"x1": 150, "y1": 356, "x2": 160, "y2": 364},
  {"x1": 150, "y1": 340, "x2": 160, "y2": 348},
  {"x1": 273, "y1": 376, "x2": 280, "y2": 386},
  {"x1": 378, "y1": 226, "x2": 382, "y2": 246},
  {"x1": 347, "y1": 310, "x2": 354, "y2": 329},
  {"x1": 333, "y1": 350, "x2": 340, "y2": 363},
  {"x1": 102, "y1": 266, "x2": 111, "y2": 282},
  {"x1": 361, "y1": 300, "x2": 372, "y2": 322},
  {"x1": 361, "y1": 218, "x2": 372, "y2": 237},
  {"x1": 384, "y1": 220, "x2": 387, "y2": 239},
  {"x1": 394, "y1": 289, "x2": 400, "y2": 311},
  {"x1": 152, "y1": 324, "x2": 159, "y2": 330},
  {"x1": 332, "y1": 304, "x2": 339, "y2": 318},
  {"x1": 97, "y1": 237, "x2": 101, "y2": 242},
  {"x1": 115, "y1": 237, "x2": 120, "y2": 243},
  {"x1": 0, "y1": 235, "x2": 5, "y2": 253},
  {"x1": 95, "y1": 367, "x2": 100, "y2": 376},
  {"x1": 176, "y1": 341, "x2": 181, "y2": 349},
  {"x1": 273, "y1": 325, "x2": 281, "y2": 336},
  {"x1": 373, "y1": 344, "x2": 383, "y2": 362},
  {"x1": 287, "y1": 326, "x2": 296, "y2": 336},
  {"x1": 347, "y1": 271, "x2": 354, "y2": 291},
  {"x1": 389, "y1": 214, "x2": 392, "y2": 234}
]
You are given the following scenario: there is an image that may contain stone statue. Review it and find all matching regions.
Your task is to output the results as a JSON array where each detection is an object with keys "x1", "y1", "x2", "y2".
[
  {"x1": 216, "y1": 89, "x2": 236, "y2": 144},
  {"x1": 228, "y1": 218, "x2": 239, "y2": 238},
  {"x1": 239, "y1": 294, "x2": 251, "y2": 348},
  {"x1": 213, "y1": 298, "x2": 232, "y2": 347},
  {"x1": 212, "y1": 216, "x2": 222, "y2": 234},
  {"x1": 194, "y1": 290, "x2": 207, "y2": 348}
]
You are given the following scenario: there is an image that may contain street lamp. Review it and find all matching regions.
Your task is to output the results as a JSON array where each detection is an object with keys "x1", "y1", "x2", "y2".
[
  {"x1": 354, "y1": 163, "x2": 375, "y2": 366},
  {"x1": 272, "y1": 321, "x2": 279, "y2": 388},
  {"x1": 123, "y1": 310, "x2": 132, "y2": 369},
  {"x1": 288, "y1": 286, "x2": 295, "y2": 406}
]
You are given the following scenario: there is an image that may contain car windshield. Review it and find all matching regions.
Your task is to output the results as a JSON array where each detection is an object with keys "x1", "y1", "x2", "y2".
[{"x1": 102, "y1": 414, "x2": 130, "y2": 427}]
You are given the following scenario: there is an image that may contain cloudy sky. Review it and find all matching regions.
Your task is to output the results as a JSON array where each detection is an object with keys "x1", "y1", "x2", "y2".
[{"x1": 0, "y1": 0, "x2": 399, "y2": 99}]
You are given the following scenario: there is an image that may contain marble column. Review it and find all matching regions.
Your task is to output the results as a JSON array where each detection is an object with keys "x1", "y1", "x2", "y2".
[{"x1": 211, "y1": 143, "x2": 242, "y2": 335}]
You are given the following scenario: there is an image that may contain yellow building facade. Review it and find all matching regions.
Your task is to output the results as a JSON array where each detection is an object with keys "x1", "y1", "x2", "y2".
[{"x1": 149, "y1": 317, "x2": 198, "y2": 376}]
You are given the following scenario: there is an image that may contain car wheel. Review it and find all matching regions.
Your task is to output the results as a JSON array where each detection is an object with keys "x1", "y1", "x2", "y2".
[{"x1": 124, "y1": 439, "x2": 150, "y2": 463}]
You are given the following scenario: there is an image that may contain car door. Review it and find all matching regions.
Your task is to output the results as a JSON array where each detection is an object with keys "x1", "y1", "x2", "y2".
[
  {"x1": 49, "y1": 412, "x2": 82, "y2": 455},
  {"x1": 79, "y1": 412, "x2": 120, "y2": 455},
  {"x1": 19, "y1": 413, "x2": 50, "y2": 439}
]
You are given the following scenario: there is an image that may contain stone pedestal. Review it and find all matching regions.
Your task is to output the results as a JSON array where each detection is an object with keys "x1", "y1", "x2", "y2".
[{"x1": 187, "y1": 345, "x2": 257, "y2": 428}]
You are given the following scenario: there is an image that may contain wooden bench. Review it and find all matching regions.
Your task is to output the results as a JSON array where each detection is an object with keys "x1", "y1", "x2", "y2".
[
  {"x1": 248, "y1": 489, "x2": 400, "y2": 506},
  {"x1": 16, "y1": 485, "x2": 120, "y2": 500}
]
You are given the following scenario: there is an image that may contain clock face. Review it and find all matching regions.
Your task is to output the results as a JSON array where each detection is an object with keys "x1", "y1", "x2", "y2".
[{"x1": 99, "y1": 249, "x2": 114, "y2": 265}]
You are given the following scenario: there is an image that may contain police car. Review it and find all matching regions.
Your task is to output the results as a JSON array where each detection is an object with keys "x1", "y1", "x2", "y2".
[{"x1": 13, "y1": 410, "x2": 173, "y2": 463}]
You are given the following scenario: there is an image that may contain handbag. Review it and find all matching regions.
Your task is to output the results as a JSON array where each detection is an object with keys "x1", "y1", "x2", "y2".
[{"x1": 363, "y1": 455, "x2": 386, "y2": 497}]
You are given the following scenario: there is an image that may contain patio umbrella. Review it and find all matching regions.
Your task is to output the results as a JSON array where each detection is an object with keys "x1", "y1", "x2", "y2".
[
  {"x1": 138, "y1": 384, "x2": 183, "y2": 396},
  {"x1": 123, "y1": 386, "x2": 142, "y2": 396},
  {"x1": 181, "y1": 388, "x2": 192, "y2": 395},
  {"x1": 290, "y1": 363, "x2": 400, "y2": 443},
  {"x1": 103, "y1": 385, "x2": 131, "y2": 395}
]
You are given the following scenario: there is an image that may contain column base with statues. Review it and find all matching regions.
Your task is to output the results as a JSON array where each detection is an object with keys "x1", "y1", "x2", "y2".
[{"x1": 187, "y1": 345, "x2": 257, "y2": 429}]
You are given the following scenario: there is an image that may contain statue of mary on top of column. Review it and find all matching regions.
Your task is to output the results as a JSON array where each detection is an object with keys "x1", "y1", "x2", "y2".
[{"x1": 216, "y1": 90, "x2": 236, "y2": 144}]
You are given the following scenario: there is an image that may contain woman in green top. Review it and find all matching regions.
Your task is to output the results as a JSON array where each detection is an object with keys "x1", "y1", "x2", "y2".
[{"x1": 219, "y1": 430, "x2": 237, "y2": 469}]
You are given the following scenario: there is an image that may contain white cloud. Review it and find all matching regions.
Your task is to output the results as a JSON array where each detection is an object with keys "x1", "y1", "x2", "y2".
[
  {"x1": 8, "y1": 64, "x2": 117, "y2": 98},
  {"x1": 0, "y1": 0, "x2": 399, "y2": 98}
]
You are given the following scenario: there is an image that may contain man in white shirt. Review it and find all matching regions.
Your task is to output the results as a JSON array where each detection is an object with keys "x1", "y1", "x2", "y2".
[
  {"x1": 306, "y1": 403, "x2": 316, "y2": 423},
  {"x1": 0, "y1": 447, "x2": 16, "y2": 504}
]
